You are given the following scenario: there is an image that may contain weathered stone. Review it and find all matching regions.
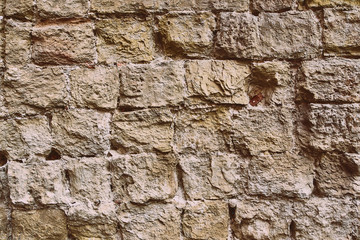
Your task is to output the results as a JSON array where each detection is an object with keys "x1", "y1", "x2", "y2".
[
  {"x1": 32, "y1": 21, "x2": 96, "y2": 65},
  {"x1": 95, "y1": 18, "x2": 154, "y2": 64},
  {"x1": 5, "y1": 0, "x2": 33, "y2": 20},
  {"x1": 119, "y1": 60, "x2": 185, "y2": 108},
  {"x1": 118, "y1": 203, "x2": 181, "y2": 240},
  {"x1": 52, "y1": 109, "x2": 111, "y2": 157},
  {"x1": 110, "y1": 152, "x2": 177, "y2": 204},
  {"x1": 324, "y1": 9, "x2": 360, "y2": 56},
  {"x1": 185, "y1": 60, "x2": 250, "y2": 104},
  {"x1": 12, "y1": 209, "x2": 67, "y2": 240},
  {"x1": 0, "y1": 206, "x2": 9, "y2": 240},
  {"x1": 68, "y1": 223, "x2": 120, "y2": 240},
  {"x1": 183, "y1": 201, "x2": 229, "y2": 240},
  {"x1": 37, "y1": 0, "x2": 89, "y2": 18},
  {"x1": 158, "y1": 13, "x2": 216, "y2": 57},
  {"x1": 252, "y1": 0, "x2": 296, "y2": 12},
  {"x1": 4, "y1": 65, "x2": 67, "y2": 114},
  {"x1": 216, "y1": 11, "x2": 321, "y2": 59},
  {"x1": 111, "y1": 109, "x2": 174, "y2": 153},
  {"x1": 70, "y1": 66, "x2": 119, "y2": 109},
  {"x1": 248, "y1": 152, "x2": 314, "y2": 198},
  {"x1": 306, "y1": 0, "x2": 360, "y2": 7},
  {"x1": 179, "y1": 153, "x2": 248, "y2": 200},
  {"x1": 5, "y1": 20, "x2": 31, "y2": 65}
]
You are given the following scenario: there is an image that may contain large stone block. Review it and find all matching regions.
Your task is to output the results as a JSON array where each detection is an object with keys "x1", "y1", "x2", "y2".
[
  {"x1": 216, "y1": 11, "x2": 321, "y2": 59},
  {"x1": 37, "y1": 0, "x2": 89, "y2": 18},
  {"x1": 324, "y1": 9, "x2": 360, "y2": 56},
  {"x1": 119, "y1": 60, "x2": 185, "y2": 108},
  {"x1": 32, "y1": 21, "x2": 96, "y2": 65},
  {"x1": 158, "y1": 13, "x2": 216, "y2": 57},
  {"x1": 299, "y1": 58, "x2": 360, "y2": 102},
  {"x1": 70, "y1": 66, "x2": 119, "y2": 109},
  {"x1": 0, "y1": 206, "x2": 9, "y2": 240},
  {"x1": 5, "y1": 0, "x2": 33, "y2": 20},
  {"x1": 305, "y1": 0, "x2": 360, "y2": 7},
  {"x1": 111, "y1": 109, "x2": 174, "y2": 153},
  {"x1": 185, "y1": 60, "x2": 250, "y2": 105},
  {"x1": 68, "y1": 223, "x2": 120, "y2": 240},
  {"x1": 12, "y1": 209, "x2": 67, "y2": 240},
  {"x1": 252, "y1": 0, "x2": 296, "y2": 12},
  {"x1": 95, "y1": 18, "x2": 154, "y2": 64}
]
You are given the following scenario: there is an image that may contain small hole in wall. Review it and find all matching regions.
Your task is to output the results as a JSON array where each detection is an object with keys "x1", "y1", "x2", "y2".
[
  {"x1": 229, "y1": 204, "x2": 236, "y2": 221},
  {"x1": 46, "y1": 148, "x2": 61, "y2": 160},
  {"x1": 0, "y1": 151, "x2": 8, "y2": 167},
  {"x1": 290, "y1": 220, "x2": 296, "y2": 239}
]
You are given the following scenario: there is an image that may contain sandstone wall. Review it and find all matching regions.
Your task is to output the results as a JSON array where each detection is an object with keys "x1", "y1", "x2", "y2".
[{"x1": 0, "y1": 0, "x2": 360, "y2": 239}]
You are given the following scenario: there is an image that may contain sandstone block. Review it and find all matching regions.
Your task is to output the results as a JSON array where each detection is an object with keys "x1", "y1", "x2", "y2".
[
  {"x1": 306, "y1": 0, "x2": 360, "y2": 7},
  {"x1": 95, "y1": 18, "x2": 154, "y2": 64},
  {"x1": 4, "y1": 65, "x2": 67, "y2": 114},
  {"x1": 111, "y1": 109, "x2": 174, "y2": 153},
  {"x1": 179, "y1": 153, "x2": 248, "y2": 200},
  {"x1": 183, "y1": 201, "x2": 229, "y2": 240},
  {"x1": 0, "y1": 206, "x2": 9, "y2": 240},
  {"x1": 185, "y1": 60, "x2": 250, "y2": 104},
  {"x1": 252, "y1": 0, "x2": 296, "y2": 12},
  {"x1": 119, "y1": 60, "x2": 185, "y2": 108},
  {"x1": 70, "y1": 66, "x2": 119, "y2": 109},
  {"x1": 216, "y1": 11, "x2": 321, "y2": 59},
  {"x1": 52, "y1": 109, "x2": 111, "y2": 157},
  {"x1": 5, "y1": 20, "x2": 31, "y2": 65},
  {"x1": 324, "y1": 9, "x2": 360, "y2": 56},
  {"x1": 299, "y1": 58, "x2": 360, "y2": 102},
  {"x1": 5, "y1": 0, "x2": 33, "y2": 20},
  {"x1": 158, "y1": 13, "x2": 216, "y2": 57},
  {"x1": 110, "y1": 152, "x2": 177, "y2": 204},
  {"x1": 68, "y1": 223, "x2": 120, "y2": 240},
  {"x1": 37, "y1": 0, "x2": 89, "y2": 18},
  {"x1": 32, "y1": 21, "x2": 96, "y2": 65},
  {"x1": 12, "y1": 209, "x2": 67, "y2": 240},
  {"x1": 118, "y1": 203, "x2": 181, "y2": 240}
]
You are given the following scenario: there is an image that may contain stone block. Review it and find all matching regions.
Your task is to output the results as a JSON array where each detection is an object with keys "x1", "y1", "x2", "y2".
[
  {"x1": 252, "y1": 0, "x2": 296, "y2": 12},
  {"x1": 68, "y1": 223, "x2": 120, "y2": 240},
  {"x1": 37, "y1": 0, "x2": 89, "y2": 18},
  {"x1": 0, "y1": 206, "x2": 9, "y2": 240},
  {"x1": 306, "y1": 0, "x2": 360, "y2": 7},
  {"x1": 5, "y1": 0, "x2": 33, "y2": 20}
]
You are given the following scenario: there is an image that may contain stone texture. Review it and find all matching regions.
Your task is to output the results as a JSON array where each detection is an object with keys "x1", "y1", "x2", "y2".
[
  {"x1": 111, "y1": 109, "x2": 174, "y2": 153},
  {"x1": 216, "y1": 11, "x2": 321, "y2": 59},
  {"x1": 68, "y1": 223, "x2": 120, "y2": 240},
  {"x1": 37, "y1": 0, "x2": 89, "y2": 18},
  {"x1": 299, "y1": 58, "x2": 360, "y2": 102},
  {"x1": 252, "y1": 0, "x2": 296, "y2": 12},
  {"x1": 52, "y1": 109, "x2": 111, "y2": 157},
  {"x1": 119, "y1": 60, "x2": 185, "y2": 108},
  {"x1": 158, "y1": 13, "x2": 216, "y2": 57},
  {"x1": 5, "y1": 0, "x2": 33, "y2": 20},
  {"x1": 95, "y1": 18, "x2": 154, "y2": 64},
  {"x1": 324, "y1": 9, "x2": 360, "y2": 56},
  {"x1": 12, "y1": 209, "x2": 67, "y2": 240},
  {"x1": 32, "y1": 21, "x2": 96, "y2": 65},
  {"x1": 70, "y1": 66, "x2": 119, "y2": 109},
  {"x1": 185, "y1": 60, "x2": 250, "y2": 104},
  {"x1": 183, "y1": 201, "x2": 229, "y2": 240},
  {"x1": 4, "y1": 65, "x2": 67, "y2": 114},
  {"x1": 0, "y1": 206, "x2": 9, "y2": 240},
  {"x1": 110, "y1": 152, "x2": 177, "y2": 204},
  {"x1": 305, "y1": 0, "x2": 360, "y2": 7}
]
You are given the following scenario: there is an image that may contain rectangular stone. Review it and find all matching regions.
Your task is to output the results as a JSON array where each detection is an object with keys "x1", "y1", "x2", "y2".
[
  {"x1": 306, "y1": 0, "x2": 360, "y2": 7},
  {"x1": 95, "y1": 18, "x2": 154, "y2": 64},
  {"x1": 299, "y1": 58, "x2": 360, "y2": 102},
  {"x1": 324, "y1": 9, "x2": 360, "y2": 56},
  {"x1": 32, "y1": 20, "x2": 96, "y2": 65},
  {"x1": 68, "y1": 224, "x2": 120, "y2": 240},
  {"x1": 119, "y1": 61, "x2": 185, "y2": 108},
  {"x1": 5, "y1": 0, "x2": 33, "y2": 20},
  {"x1": 0, "y1": 206, "x2": 9, "y2": 240},
  {"x1": 251, "y1": 0, "x2": 296, "y2": 12},
  {"x1": 37, "y1": 0, "x2": 89, "y2": 18},
  {"x1": 216, "y1": 11, "x2": 321, "y2": 59}
]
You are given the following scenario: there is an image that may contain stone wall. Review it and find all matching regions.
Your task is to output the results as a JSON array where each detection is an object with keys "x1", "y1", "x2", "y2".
[{"x1": 0, "y1": 0, "x2": 359, "y2": 239}]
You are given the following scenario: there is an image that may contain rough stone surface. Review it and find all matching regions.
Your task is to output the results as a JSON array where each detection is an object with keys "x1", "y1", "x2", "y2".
[
  {"x1": 305, "y1": 0, "x2": 360, "y2": 7},
  {"x1": 5, "y1": 0, "x2": 33, "y2": 20},
  {"x1": 68, "y1": 223, "x2": 120, "y2": 240},
  {"x1": 0, "y1": 206, "x2": 9, "y2": 240},
  {"x1": 252, "y1": 0, "x2": 296, "y2": 12},
  {"x1": 37, "y1": 0, "x2": 89, "y2": 18}
]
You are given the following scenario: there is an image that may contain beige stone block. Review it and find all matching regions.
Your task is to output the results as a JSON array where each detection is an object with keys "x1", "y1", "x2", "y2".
[
  {"x1": 5, "y1": 0, "x2": 33, "y2": 20},
  {"x1": 252, "y1": 0, "x2": 296, "y2": 12},
  {"x1": 70, "y1": 66, "x2": 119, "y2": 109},
  {"x1": 95, "y1": 18, "x2": 154, "y2": 64},
  {"x1": 32, "y1": 21, "x2": 96, "y2": 65},
  {"x1": 12, "y1": 209, "x2": 67, "y2": 240},
  {"x1": 119, "y1": 60, "x2": 185, "y2": 108},
  {"x1": 37, "y1": 0, "x2": 89, "y2": 18},
  {"x1": 68, "y1": 224, "x2": 120, "y2": 240},
  {"x1": 5, "y1": 20, "x2": 31, "y2": 65},
  {"x1": 0, "y1": 206, "x2": 9, "y2": 240},
  {"x1": 306, "y1": 0, "x2": 360, "y2": 7},
  {"x1": 158, "y1": 13, "x2": 216, "y2": 57}
]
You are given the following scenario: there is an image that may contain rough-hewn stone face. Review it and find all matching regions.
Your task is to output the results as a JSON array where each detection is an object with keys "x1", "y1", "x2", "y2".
[
  {"x1": 5, "y1": 0, "x2": 33, "y2": 20},
  {"x1": 37, "y1": 0, "x2": 89, "y2": 18},
  {"x1": 5, "y1": 20, "x2": 31, "y2": 65},
  {"x1": 306, "y1": 0, "x2": 360, "y2": 7},
  {"x1": 0, "y1": 206, "x2": 9, "y2": 240},
  {"x1": 252, "y1": 0, "x2": 296, "y2": 12}
]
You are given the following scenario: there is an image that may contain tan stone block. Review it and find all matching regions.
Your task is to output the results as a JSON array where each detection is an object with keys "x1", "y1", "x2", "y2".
[
  {"x1": 306, "y1": 0, "x2": 360, "y2": 7},
  {"x1": 95, "y1": 18, "x2": 154, "y2": 64},
  {"x1": 52, "y1": 109, "x2": 111, "y2": 157},
  {"x1": 4, "y1": 65, "x2": 67, "y2": 115},
  {"x1": 5, "y1": 20, "x2": 31, "y2": 65},
  {"x1": 111, "y1": 109, "x2": 174, "y2": 153},
  {"x1": 119, "y1": 60, "x2": 185, "y2": 108},
  {"x1": 158, "y1": 13, "x2": 216, "y2": 57},
  {"x1": 118, "y1": 203, "x2": 181, "y2": 240},
  {"x1": 185, "y1": 60, "x2": 250, "y2": 104},
  {"x1": 183, "y1": 201, "x2": 229, "y2": 240},
  {"x1": 299, "y1": 58, "x2": 360, "y2": 102},
  {"x1": 110, "y1": 152, "x2": 177, "y2": 204},
  {"x1": 32, "y1": 21, "x2": 96, "y2": 65},
  {"x1": 324, "y1": 9, "x2": 360, "y2": 56},
  {"x1": 5, "y1": 0, "x2": 33, "y2": 20},
  {"x1": 68, "y1": 223, "x2": 120, "y2": 240},
  {"x1": 179, "y1": 153, "x2": 248, "y2": 200},
  {"x1": 252, "y1": 0, "x2": 296, "y2": 12},
  {"x1": 70, "y1": 66, "x2": 119, "y2": 109},
  {"x1": 12, "y1": 209, "x2": 67, "y2": 240},
  {"x1": 0, "y1": 206, "x2": 9, "y2": 240},
  {"x1": 37, "y1": 0, "x2": 89, "y2": 18}
]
